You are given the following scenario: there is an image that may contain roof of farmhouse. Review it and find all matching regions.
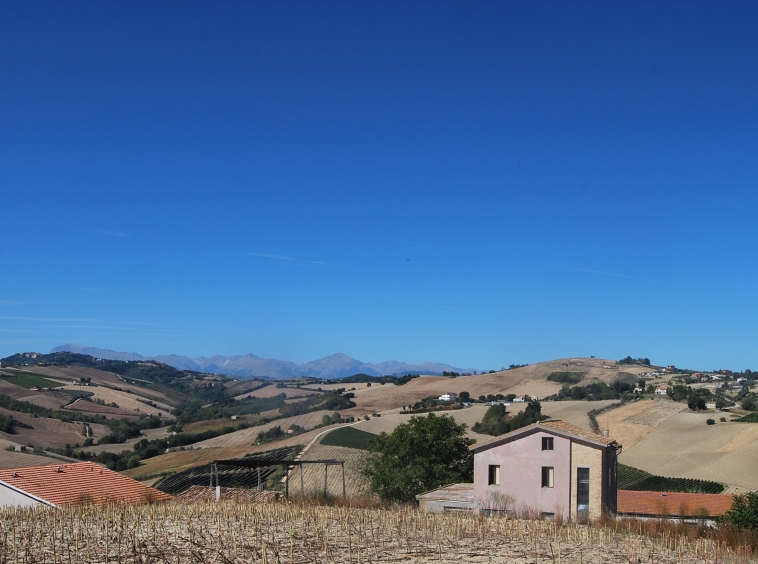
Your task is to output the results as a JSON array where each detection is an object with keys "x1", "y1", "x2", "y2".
[
  {"x1": 618, "y1": 490, "x2": 734, "y2": 518},
  {"x1": 471, "y1": 419, "x2": 619, "y2": 453},
  {"x1": 0, "y1": 462, "x2": 172, "y2": 506}
]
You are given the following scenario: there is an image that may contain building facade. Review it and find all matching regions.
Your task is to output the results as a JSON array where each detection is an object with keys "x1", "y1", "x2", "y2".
[{"x1": 471, "y1": 420, "x2": 620, "y2": 521}]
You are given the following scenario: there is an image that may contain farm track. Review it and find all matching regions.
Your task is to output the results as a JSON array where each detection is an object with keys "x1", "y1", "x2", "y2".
[{"x1": 0, "y1": 501, "x2": 748, "y2": 563}]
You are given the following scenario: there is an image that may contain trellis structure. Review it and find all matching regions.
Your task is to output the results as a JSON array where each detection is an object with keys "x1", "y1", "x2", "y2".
[{"x1": 212, "y1": 458, "x2": 346, "y2": 499}]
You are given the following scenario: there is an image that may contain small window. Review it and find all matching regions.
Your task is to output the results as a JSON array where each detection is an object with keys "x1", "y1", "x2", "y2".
[
  {"x1": 542, "y1": 437, "x2": 554, "y2": 451},
  {"x1": 488, "y1": 465, "x2": 500, "y2": 486},
  {"x1": 541, "y1": 466, "x2": 554, "y2": 488}
]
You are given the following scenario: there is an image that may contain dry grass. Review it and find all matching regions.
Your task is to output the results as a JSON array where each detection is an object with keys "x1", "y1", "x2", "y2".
[{"x1": 0, "y1": 501, "x2": 752, "y2": 563}]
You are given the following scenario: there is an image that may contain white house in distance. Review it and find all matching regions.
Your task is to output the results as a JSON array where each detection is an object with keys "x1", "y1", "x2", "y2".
[
  {"x1": 438, "y1": 393, "x2": 457, "y2": 402},
  {"x1": 655, "y1": 385, "x2": 669, "y2": 395}
]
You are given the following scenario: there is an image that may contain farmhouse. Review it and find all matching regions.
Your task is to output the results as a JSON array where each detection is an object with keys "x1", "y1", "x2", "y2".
[
  {"x1": 417, "y1": 420, "x2": 620, "y2": 521},
  {"x1": 655, "y1": 386, "x2": 668, "y2": 395},
  {"x1": 438, "y1": 393, "x2": 457, "y2": 402},
  {"x1": 0, "y1": 462, "x2": 172, "y2": 508}
]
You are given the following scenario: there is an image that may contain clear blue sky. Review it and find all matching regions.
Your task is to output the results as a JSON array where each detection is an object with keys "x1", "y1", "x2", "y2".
[{"x1": 2, "y1": 2, "x2": 757, "y2": 371}]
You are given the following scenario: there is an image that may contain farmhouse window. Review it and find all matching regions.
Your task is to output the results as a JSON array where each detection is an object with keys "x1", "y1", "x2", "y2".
[
  {"x1": 541, "y1": 466, "x2": 554, "y2": 488},
  {"x1": 488, "y1": 465, "x2": 500, "y2": 486},
  {"x1": 542, "y1": 437, "x2": 554, "y2": 451}
]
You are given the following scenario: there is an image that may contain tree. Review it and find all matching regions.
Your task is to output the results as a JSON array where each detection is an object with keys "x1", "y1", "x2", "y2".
[
  {"x1": 721, "y1": 491, "x2": 758, "y2": 530},
  {"x1": 458, "y1": 391, "x2": 471, "y2": 402},
  {"x1": 361, "y1": 413, "x2": 474, "y2": 503}
]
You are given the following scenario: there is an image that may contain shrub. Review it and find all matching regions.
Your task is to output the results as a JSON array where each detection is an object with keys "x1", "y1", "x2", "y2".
[
  {"x1": 721, "y1": 491, "x2": 758, "y2": 530},
  {"x1": 706, "y1": 419, "x2": 716, "y2": 425}
]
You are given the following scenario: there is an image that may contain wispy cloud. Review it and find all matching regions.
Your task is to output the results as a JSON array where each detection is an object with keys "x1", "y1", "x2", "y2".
[
  {"x1": 0, "y1": 316, "x2": 159, "y2": 326},
  {"x1": 248, "y1": 252, "x2": 326, "y2": 266},
  {"x1": 0, "y1": 301, "x2": 24, "y2": 306},
  {"x1": 248, "y1": 252, "x2": 296, "y2": 261}
]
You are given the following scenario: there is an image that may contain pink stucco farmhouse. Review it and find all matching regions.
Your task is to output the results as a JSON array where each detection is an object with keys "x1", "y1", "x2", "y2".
[{"x1": 417, "y1": 420, "x2": 621, "y2": 521}]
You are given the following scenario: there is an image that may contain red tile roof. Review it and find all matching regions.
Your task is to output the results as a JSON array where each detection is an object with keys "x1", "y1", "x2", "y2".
[
  {"x1": 618, "y1": 490, "x2": 734, "y2": 517},
  {"x1": 472, "y1": 419, "x2": 618, "y2": 451},
  {"x1": 0, "y1": 462, "x2": 172, "y2": 506}
]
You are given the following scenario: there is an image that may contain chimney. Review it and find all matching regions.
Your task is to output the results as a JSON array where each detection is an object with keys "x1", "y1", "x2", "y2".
[
  {"x1": 56, "y1": 466, "x2": 61, "y2": 473},
  {"x1": 603, "y1": 429, "x2": 610, "y2": 438},
  {"x1": 12, "y1": 471, "x2": 17, "y2": 478}
]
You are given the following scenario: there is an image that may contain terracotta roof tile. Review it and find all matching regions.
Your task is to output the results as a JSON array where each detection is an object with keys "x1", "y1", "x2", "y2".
[
  {"x1": 0, "y1": 462, "x2": 172, "y2": 506},
  {"x1": 539, "y1": 420, "x2": 617, "y2": 445},
  {"x1": 618, "y1": 490, "x2": 734, "y2": 517},
  {"x1": 472, "y1": 419, "x2": 617, "y2": 451}
]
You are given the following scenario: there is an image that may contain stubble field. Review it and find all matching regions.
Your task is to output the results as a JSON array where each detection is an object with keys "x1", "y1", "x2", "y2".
[{"x1": 1, "y1": 501, "x2": 749, "y2": 564}]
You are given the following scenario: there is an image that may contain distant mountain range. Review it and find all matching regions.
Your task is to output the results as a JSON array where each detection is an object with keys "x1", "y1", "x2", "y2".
[{"x1": 50, "y1": 344, "x2": 475, "y2": 380}]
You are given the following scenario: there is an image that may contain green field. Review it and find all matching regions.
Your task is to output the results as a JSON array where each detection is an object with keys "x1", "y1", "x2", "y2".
[
  {"x1": 618, "y1": 463, "x2": 724, "y2": 494},
  {"x1": 0, "y1": 372, "x2": 62, "y2": 389},
  {"x1": 320, "y1": 426, "x2": 377, "y2": 450},
  {"x1": 734, "y1": 413, "x2": 758, "y2": 423}
]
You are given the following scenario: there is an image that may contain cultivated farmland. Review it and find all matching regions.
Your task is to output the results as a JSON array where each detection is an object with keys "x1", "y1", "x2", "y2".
[
  {"x1": 611, "y1": 398, "x2": 758, "y2": 491},
  {"x1": 62, "y1": 385, "x2": 173, "y2": 415}
]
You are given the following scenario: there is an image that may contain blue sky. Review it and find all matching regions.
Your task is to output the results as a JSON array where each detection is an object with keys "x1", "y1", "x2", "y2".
[{"x1": 2, "y1": 2, "x2": 757, "y2": 371}]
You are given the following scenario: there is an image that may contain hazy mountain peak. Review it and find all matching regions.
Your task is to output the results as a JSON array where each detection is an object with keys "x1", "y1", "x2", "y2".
[{"x1": 51, "y1": 344, "x2": 473, "y2": 380}]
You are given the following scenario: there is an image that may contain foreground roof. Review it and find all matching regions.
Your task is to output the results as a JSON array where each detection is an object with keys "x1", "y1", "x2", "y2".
[
  {"x1": 471, "y1": 419, "x2": 618, "y2": 452},
  {"x1": 0, "y1": 462, "x2": 172, "y2": 506},
  {"x1": 618, "y1": 490, "x2": 734, "y2": 517},
  {"x1": 416, "y1": 483, "x2": 474, "y2": 502}
]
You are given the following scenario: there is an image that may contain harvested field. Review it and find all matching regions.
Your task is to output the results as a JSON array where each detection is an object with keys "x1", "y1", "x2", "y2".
[
  {"x1": 193, "y1": 411, "x2": 333, "y2": 448},
  {"x1": 235, "y1": 384, "x2": 316, "y2": 400},
  {"x1": 619, "y1": 407, "x2": 758, "y2": 491},
  {"x1": 123, "y1": 425, "x2": 343, "y2": 480},
  {"x1": 65, "y1": 398, "x2": 147, "y2": 419},
  {"x1": 541, "y1": 400, "x2": 618, "y2": 431},
  {"x1": 0, "y1": 501, "x2": 749, "y2": 563},
  {"x1": 25, "y1": 365, "x2": 185, "y2": 406},
  {"x1": 352, "y1": 406, "x2": 495, "y2": 443},
  {"x1": 603, "y1": 398, "x2": 685, "y2": 449},
  {"x1": 0, "y1": 408, "x2": 108, "y2": 449},
  {"x1": 0, "y1": 379, "x2": 73, "y2": 409},
  {"x1": 338, "y1": 358, "x2": 645, "y2": 417},
  {"x1": 287, "y1": 444, "x2": 371, "y2": 498},
  {"x1": 0, "y1": 449, "x2": 64, "y2": 469},
  {"x1": 62, "y1": 385, "x2": 172, "y2": 415},
  {"x1": 75, "y1": 426, "x2": 173, "y2": 455}
]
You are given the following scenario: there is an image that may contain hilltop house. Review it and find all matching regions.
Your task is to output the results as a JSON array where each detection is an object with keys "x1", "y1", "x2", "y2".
[
  {"x1": 0, "y1": 462, "x2": 172, "y2": 508},
  {"x1": 655, "y1": 386, "x2": 668, "y2": 395},
  {"x1": 417, "y1": 420, "x2": 621, "y2": 521}
]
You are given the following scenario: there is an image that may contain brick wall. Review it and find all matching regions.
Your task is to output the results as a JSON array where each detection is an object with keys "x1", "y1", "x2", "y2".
[{"x1": 570, "y1": 442, "x2": 603, "y2": 520}]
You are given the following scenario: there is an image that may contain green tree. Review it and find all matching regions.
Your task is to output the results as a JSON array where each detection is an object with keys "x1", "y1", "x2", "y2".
[
  {"x1": 721, "y1": 491, "x2": 758, "y2": 530},
  {"x1": 361, "y1": 413, "x2": 474, "y2": 503}
]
